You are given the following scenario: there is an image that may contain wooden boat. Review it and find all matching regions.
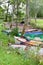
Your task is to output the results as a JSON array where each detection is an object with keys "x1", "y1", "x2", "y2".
[{"x1": 14, "y1": 36, "x2": 43, "y2": 46}]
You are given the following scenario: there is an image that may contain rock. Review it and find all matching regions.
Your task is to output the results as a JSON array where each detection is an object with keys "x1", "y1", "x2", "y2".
[{"x1": 39, "y1": 48, "x2": 43, "y2": 56}]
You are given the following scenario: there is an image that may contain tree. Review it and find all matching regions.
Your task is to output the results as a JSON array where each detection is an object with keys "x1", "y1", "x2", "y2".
[
  {"x1": 21, "y1": 0, "x2": 30, "y2": 36},
  {"x1": 30, "y1": 0, "x2": 43, "y2": 22},
  {"x1": 9, "y1": 0, "x2": 26, "y2": 29},
  {"x1": 0, "y1": 6, "x2": 5, "y2": 19}
]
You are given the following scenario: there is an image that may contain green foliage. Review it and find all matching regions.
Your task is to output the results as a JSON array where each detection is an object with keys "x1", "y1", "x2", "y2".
[
  {"x1": 0, "y1": 6, "x2": 4, "y2": 19},
  {"x1": 8, "y1": 14, "x2": 12, "y2": 22},
  {"x1": 10, "y1": 0, "x2": 15, "y2": 4},
  {"x1": 0, "y1": 22, "x2": 15, "y2": 45},
  {"x1": 0, "y1": 0, "x2": 43, "y2": 20},
  {"x1": 39, "y1": 60, "x2": 43, "y2": 65},
  {"x1": 0, "y1": 45, "x2": 42, "y2": 65},
  {"x1": 0, "y1": 6, "x2": 4, "y2": 13},
  {"x1": 30, "y1": 19, "x2": 43, "y2": 29},
  {"x1": 10, "y1": 27, "x2": 19, "y2": 36},
  {"x1": 16, "y1": 47, "x2": 40, "y2": 65},
  {"x1": 37, "y1": 6, "x2": 43, "y2": 17},
  {"x1": 4, "y1": 13, "x2": 8, "y2": 22},
  {"x1": 16, "y1": 10, "x2": 25, "y2": 22},
  {"x1": 29, "y1": 0, "x2": 42, "y2": 17}
]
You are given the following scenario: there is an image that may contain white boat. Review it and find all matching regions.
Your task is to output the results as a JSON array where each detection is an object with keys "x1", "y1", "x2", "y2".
[{"x1": 14, "y1": 36, "x2": 26, "y2": 44}]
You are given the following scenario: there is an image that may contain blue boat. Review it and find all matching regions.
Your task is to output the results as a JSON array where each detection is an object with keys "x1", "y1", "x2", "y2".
[{"x1": 25, "y1": 31, "x2": 43, "y2": 36}]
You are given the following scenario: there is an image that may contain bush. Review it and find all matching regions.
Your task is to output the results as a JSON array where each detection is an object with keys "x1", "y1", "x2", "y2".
[
  {"x1": 39, "y1": 59, "x2": 43, "y2": 65},
  {"x1": 17, "y1": 47, "x2": 40, "y2": 65},
  {"x1": 10, "y1": 27, "x2": 19, "y2": 36}
]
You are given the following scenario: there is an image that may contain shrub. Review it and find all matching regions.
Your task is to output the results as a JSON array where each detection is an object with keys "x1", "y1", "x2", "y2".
[
  {"x1": 10, "y1": 27, "x2": 19, "y2": 36},
  {"x1": 39, "y1": 59, "x2": 43, "y2": 65}
]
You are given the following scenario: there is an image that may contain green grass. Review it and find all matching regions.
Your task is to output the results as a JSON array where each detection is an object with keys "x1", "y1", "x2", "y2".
[
  {"x1": 31, "y1": 19, "x2": 43, "y2": 29},
  {"x1": 0, "y1": 46, "x2": 27, "y2": 65},
  {"x1": 0, "y1": 21, "x2": 29, "y2": 65},
  {"x1": 0, "y1": 22, "x2": 15, "y2": 45},
  {"x1": 0, "y1": 21, "x2": 27, "y2": 65},
  {"x1": 0, "y1": 45, "x2": 40, "y2": 65}
]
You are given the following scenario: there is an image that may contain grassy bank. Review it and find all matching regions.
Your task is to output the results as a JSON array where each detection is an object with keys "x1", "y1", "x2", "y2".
[
  {"x1": 0, "y1": 20, "x2": 43, "y2": 65},
  {"x1": 30, "y1": 19, "x2": 43, "y2": 29},
  {"x1": 0, "y1": 22, "x2": 15, "y2": 46}
]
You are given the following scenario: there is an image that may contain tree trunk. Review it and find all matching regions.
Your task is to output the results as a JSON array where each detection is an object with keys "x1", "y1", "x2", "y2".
[
  {"x1": 16, "y1": 0, "x2": 19, "y2": 28},
  {"x1": 7, "y1": 3, "x2": 9, "y2": 22},
  {"x1": 10, "y1": 1, "x2": 15, "y2": 29},
  {"x1": 35, "y1": 13, "x2": 37, "y2": 23},
  {"x1": 21, "y1": 22, "x2": 27, "y2": 36},
  {"x1": 21, "y1": 0, "x2": 30, "y2": 36}
]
